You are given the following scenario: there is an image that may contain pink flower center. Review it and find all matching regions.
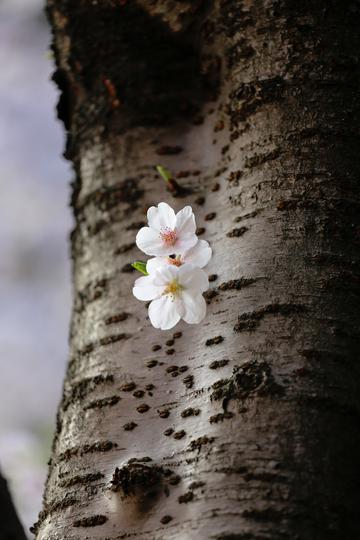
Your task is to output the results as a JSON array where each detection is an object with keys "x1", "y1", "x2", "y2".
[
  {"x1": 168, "y1": 256, "x2": 182, "y2": 267},
  {"x1": 160, "y1": 227, "x2": 177, "y2": 246}
]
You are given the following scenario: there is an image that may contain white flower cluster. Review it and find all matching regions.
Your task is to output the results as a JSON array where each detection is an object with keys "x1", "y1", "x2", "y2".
[{"x1": 133, "y1": 202, "x2": 212, "y2": 330}]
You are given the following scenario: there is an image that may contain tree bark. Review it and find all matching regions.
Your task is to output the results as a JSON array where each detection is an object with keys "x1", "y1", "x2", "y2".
[
  {"x1": 0, "y1": 469, "x2": 27, "y2": 540},
  {"x1": 36, "y1": 1, "x2": 360, "y2": 539}
]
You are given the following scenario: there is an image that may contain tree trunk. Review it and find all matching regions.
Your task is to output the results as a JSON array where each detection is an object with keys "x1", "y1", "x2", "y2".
[
  {"x1": 0, "y1": 469, "x2": 27, "y2": 540},
  {"x1": 36, "y1": 1, "x2": 360, "y2": 538}
]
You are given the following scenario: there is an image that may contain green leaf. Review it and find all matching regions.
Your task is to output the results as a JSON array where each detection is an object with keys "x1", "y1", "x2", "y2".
[
  {"x1": 156, "y1": 165, "x2": 172, "y2": 183},
  {"x1": 131, "y1": 261, "x2": 148, "y2": 275}
]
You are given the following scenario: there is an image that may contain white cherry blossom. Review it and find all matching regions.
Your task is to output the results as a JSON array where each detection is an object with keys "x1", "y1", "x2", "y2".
[
  {"x1": 133, "y1": 263, "x2": 209, "y2": 330},
  {"x1": 136, "y1": 202, "x2": 197, "y2": 256},
  {"x1": 146, "y1": 239, "x2": 212, "y2": 274}
]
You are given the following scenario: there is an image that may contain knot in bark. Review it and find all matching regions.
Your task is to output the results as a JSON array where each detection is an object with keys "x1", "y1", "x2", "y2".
[
  {"x1": 111, "y1": 461, "x2": 161, "y2": 497},
  {"x1": 210, "y1": 360, "x2": 284, "y2": 409}
]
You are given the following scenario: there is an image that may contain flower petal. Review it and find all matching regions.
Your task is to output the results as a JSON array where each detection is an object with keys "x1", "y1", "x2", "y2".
[
  {"x1": 151, "y1": 264, "x2": 179, "y2": 287},
  {"x1": 133, "y1": 276, "x2": 163, "y2": 301},
  {"x1": 174, "y1": 234, "x2": 198, "y2": 254},
  {"x1": 182, "y1": 292, "x2": 206, "y2": 324},
  {"x1": 178, "y1": 264, "x2": 209, "y2": 293},
  {"x1": 136, "y1": 227, "x2": 162, "y2": 255},
  {"x1": 147, "y1": 202, "x2": 176, "y2": 231},
  {"x1": 182, "y1": 240, "x2": 212, "y2": 268},
  {"x1": 146, "y1": 257, "x2": 168, "y2": 275},
  {"x1": 136, "y1": 227, "x2": 174, "y2": 256},
  {"x1": 175, "y1": 206, "x2": 196, "y2": 236},
  {"x1": 148, "y1": 295, "x2": 182, "y2": 330}
]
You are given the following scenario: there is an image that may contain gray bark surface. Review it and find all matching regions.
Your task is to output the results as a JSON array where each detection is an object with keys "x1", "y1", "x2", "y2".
[{"x1": 36, "y1": 1, "x2": 360, "y2": 539}]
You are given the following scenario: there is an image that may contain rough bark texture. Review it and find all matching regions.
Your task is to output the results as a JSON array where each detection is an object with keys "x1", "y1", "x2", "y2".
[
  {"x1": 0, "y1": 469, "x2": 27, "y2": 540},
  {"x1": 37, "y1": 1, "x2": 360, "y2": 539}
]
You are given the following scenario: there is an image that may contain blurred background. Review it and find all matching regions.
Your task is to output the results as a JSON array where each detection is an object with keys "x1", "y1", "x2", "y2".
[{"x1": 0, "y1": 0, "x2": 72, "y2": 535}]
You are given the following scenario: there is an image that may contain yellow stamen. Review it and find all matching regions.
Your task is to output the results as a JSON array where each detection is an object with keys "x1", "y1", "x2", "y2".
[{"x1": 163, "y1": 279, "x2": 182, "y2": 299}]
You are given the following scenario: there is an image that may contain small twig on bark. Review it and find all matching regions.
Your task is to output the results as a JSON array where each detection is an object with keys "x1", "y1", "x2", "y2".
[{"x1": 156, "y1": 165, "x2": 191, "y2": 197}]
